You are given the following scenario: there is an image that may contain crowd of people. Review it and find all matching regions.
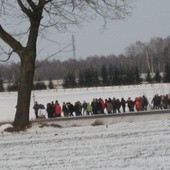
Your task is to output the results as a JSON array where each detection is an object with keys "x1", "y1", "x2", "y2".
[{"x1": 33, "y1": 94, "x2": 170, "y2": 119}]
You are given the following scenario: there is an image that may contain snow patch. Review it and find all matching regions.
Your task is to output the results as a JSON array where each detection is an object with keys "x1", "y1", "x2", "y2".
[{"x1": 0, "y1": 123, "x2": 13, "y2": 133}]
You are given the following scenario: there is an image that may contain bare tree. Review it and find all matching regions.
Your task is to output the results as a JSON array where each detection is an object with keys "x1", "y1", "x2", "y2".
[{"x1": 0, "y1": 0, "x2": 133, "y2": 129}]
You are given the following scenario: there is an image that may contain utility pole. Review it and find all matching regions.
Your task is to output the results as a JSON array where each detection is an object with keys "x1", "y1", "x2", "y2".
[
  {"x1": 72, "y1": 34, "x2": 77, "y2": 81},
  {"x1": 146, "y1": 51, "x2": 150, "y2": 71},
  {"x1": 72, "y1": 34, "x2": 76, "y2": 60}
]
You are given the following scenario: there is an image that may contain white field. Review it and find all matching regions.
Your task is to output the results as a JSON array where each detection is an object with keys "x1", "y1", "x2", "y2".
[{"x1": 0, "y1": 83, "x2": 170, "y2": 169}]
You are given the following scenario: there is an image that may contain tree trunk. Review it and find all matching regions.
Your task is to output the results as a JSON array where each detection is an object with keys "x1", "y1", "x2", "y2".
[{"x1": 13, "y1": 56, "x2": 35, "y2": 128}]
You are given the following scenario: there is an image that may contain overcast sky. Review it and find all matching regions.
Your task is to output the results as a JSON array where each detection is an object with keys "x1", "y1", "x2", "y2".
[{"x1": 36, "y1": 0, "x2": 170, "y2": 61}]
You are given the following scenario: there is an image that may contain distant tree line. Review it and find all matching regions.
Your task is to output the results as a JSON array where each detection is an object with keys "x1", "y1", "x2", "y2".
[
  {"x1": 0, "y1": 62, "x2": 170, "y2": 91},
  {"x1": 63, "y1": 65, "x2": 142, "y2": 88},
  {"x1": 0, "y1": 36, "x2": 170, "y2": 90},
  {"x1": 0, "y1": 80, "x2": 54, "y2": 92},
  {"x1": 62, "y1": 62, "x2": 170, "y2": 88}
]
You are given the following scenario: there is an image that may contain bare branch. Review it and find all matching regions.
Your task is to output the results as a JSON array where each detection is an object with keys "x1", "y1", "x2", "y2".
[
  {"x1": 0, "y1": 25, "x2": 24, "y2": 55},
  {"x1": 35, "y1": 43, "x2": 72, "y2": 68},
  {"x1": 0, "y1": 0, "x2": 133, "y2": 60},
  {"x1": 40, "y1": 0, "x2": 133, "y2": 31},
  {"x1": 0, "y1": 45, "x2": 14, "y2": 62},
  {"x1": 27, "y1": 0, "x2": 36, "y2": 10},
  {"x1": 17, "y1": 0, "x2": 32, "y2": 17}
]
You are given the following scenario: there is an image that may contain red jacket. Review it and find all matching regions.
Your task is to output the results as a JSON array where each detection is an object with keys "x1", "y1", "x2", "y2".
[
  {"x1": 55, "y1": 104, "x2": 62, "y2": 116},
  {"x1": 135, "y1": 100, "x2": 142, "y2": 111}
]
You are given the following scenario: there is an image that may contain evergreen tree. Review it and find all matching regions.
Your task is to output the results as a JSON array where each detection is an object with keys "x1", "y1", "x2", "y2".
[
  {"x1": 92, "y1": 68, "x2": 99, "y2": 87},
  {"x1": 163, "y1": 62, "x2": 170, "y2": 82},
  {"x1": 0, "y1": 78, "x2": 4, "y2": 92},
  {"x1": 163, "y1": 47, "x2": 170, "y2": 63},
  {"x1": 83, "y1": 68, "x2": 99, "y2": 87},
  {"x1": 78, "y1": 71, "x2": 85, "y2": 87},
  {"x1": 69, "y1": 73, "x2": 77, "y2": 88},
  {"x1": 62, "y1": 76, "x2": 69, "y2": 88},
  {"x1": 153, "y1": 69, "x2": 162, "y2": 83},
  {"x1": 101, "y1": 64, "x2": 108, "y2": 86},
  {"x1": 33, "y1": 80, "x2": 47, "y2": 90},
  {"x1": 123, "y1": 67, "x2": 135, "y2": 85},
  {"x1": 48, "y1": 80, "x2": 54, "y2": 89},
  {"x1": 108, "y1": 64, "x2": 114, "y2": 85},
  {"x1": 129, "y1": 68, "x2": 134, "y2": 84},
  {"x1": 63, "y1": 72, "x2": 76, "y2": 88},
  {"x1": 145, "y1": 69, "x2": 153, "y2": 83},
  {"x1": 7, "y1": 82, "x2": 18, "y2": 92},
  {"x1": 134, "y1": 67, "x2": 142, "y2": 84},
  {"x1": 113, "y1": 67, "x2": 121, "y2": 85},
  {"x1": 83, "y1": 69, "x2": 92, "y2": 87}
]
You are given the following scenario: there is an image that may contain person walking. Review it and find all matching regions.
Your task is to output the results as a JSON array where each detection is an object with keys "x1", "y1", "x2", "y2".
[
  {"x1": 127, "y1": 97, "x2": 134, "y2": 112},
  {"x1": 37, "y1": 104, "x2": 47, "y2": 119},
  {"x1": 33, "y1": 101, "x2": 39, "y2": 119},
  {"x1": 54, "y1": 100, "x2": 62, "y2": 117},
  {"x1": 121, "y1": 98, "x2": 126, "y2": 112},
  {"x1": 86, "y1": 103, "x2": 93, "y2": 115}
]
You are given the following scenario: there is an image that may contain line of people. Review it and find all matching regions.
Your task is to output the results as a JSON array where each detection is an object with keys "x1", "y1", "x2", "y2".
[
  {"x1": 33, "y1": 100, "x2": 62, "y2": 119},
  {"x1": 33, "y1": 94, "x2": 170, "y2": 119}
]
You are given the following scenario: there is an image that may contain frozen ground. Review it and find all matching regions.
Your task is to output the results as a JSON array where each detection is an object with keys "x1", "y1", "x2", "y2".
[{"x1": 0, "y1": 83, "x2": 170, "y2": 169}]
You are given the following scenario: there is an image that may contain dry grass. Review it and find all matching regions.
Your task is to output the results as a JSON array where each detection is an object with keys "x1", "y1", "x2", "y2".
[
  {"x1": 4, "y1": 123, "x2": 33, "y2": 133},
  {"x1": 38, "y1": 122, "x2": 62, "y2": 128},
  {"x1": 91, "y1": 119, "x2": 104, "y2": 126},
  {"x1": 4, "y1": 127, "x2": 23, "y2": 133},
  {"x1": 71, "y1": 124, "x2": 81, "y2": 127},
  {"x1": 2, "y1": 122, "x2": 62, "y2": 132}
]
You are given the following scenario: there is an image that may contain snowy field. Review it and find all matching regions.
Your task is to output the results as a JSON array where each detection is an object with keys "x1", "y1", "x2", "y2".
[
  {"x1": 0, "y1": 83, "x2": 170, "y2": 169},
  {"x1": 0, "y1": 120, "x2": 170, "y2": 169}
]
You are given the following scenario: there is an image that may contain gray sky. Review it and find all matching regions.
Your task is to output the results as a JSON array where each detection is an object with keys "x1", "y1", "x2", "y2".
[{"x1": 29, "y1": 0, "x2": 170, "y2": 61}]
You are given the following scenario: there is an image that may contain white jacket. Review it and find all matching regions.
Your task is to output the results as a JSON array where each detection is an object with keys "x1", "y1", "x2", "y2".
[{"x1": 38, "y1": 108, "x2": 48, "y2": 118}]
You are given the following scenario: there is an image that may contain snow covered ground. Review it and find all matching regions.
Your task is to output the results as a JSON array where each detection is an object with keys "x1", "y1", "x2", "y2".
[
  {"x1": 0, "y1": 83, "x2": 170, "y2": 169},
  {"x1": 0, "y1": 120, "x2": 170, "y2": 169}
]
